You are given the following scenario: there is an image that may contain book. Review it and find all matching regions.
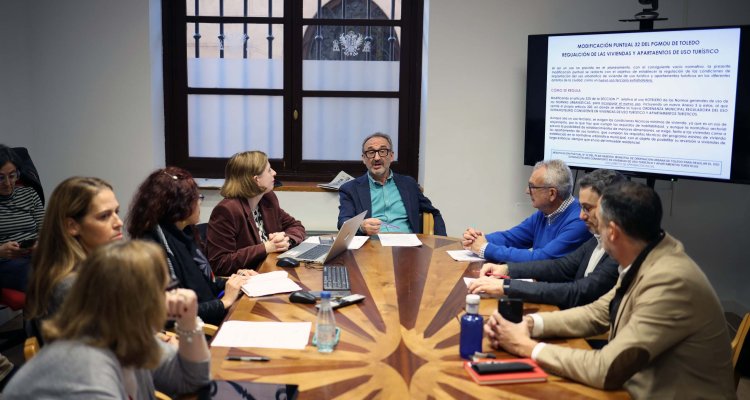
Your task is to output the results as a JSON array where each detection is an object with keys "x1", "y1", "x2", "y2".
[{"x1": 464, "y1": 358, "x2": 548, "y2": 385}]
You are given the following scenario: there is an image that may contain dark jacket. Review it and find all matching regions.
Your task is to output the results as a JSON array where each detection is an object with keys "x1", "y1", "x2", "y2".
[
  {"x1": 143, "y1": 223, "x2": 227, "y2": 325},
  {"x1": 504, "y1": 236, "x2": 619, "y2": 309},
  {"x1": 337, "y1": 172, "x2": 446, "y2": 236}
]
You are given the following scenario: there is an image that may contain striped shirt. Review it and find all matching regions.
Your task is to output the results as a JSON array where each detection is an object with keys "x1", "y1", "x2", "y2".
[{"x1": 0, "y1": 186, "x2": 44, "y2": 246}]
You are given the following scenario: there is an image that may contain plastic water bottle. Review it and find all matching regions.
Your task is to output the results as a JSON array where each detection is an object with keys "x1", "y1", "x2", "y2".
[
  {"x1": 460, "y1": 294, "x2": 483, "y2": 360},
  {"x1": 316, "y1": 291, "x2": 337, "y2": 353}
]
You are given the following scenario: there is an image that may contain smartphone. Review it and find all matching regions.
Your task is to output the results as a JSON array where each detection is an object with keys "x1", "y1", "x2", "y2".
[
  {"x1": 498, "y1": 297, "x2": 524, "y2": 323},
  {"x1": 18, "y1": 238, "x2": 36, "y2": 249}
]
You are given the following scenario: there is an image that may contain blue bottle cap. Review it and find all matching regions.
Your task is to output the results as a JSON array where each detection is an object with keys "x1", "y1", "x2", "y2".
[{"x1": 321, "y1": 291, "x2": 331, "y2": 299}]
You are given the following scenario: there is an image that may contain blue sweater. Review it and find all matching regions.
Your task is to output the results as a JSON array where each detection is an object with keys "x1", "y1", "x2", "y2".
[{"x1": 484, "y1": 198, "x2": 591, "y2": 263}]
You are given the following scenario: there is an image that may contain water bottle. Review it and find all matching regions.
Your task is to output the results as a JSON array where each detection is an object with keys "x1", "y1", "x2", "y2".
[
  {"x1": 316, "y1": 291, "x2": 337, "y2": 353},
  {"x1": 460, "y1": 294, "x2": 483, "y2": 360}
]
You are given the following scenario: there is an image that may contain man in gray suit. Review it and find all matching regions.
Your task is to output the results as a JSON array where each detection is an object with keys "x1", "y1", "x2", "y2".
[
  {"x1": 468, "y1": 169, "x2": 625, "y2": 309},
  {"x1": 485, "y1": 182, "x2": 735, "y2": 399}
]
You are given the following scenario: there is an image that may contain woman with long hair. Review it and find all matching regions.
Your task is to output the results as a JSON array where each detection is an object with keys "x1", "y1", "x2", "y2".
[
  {"x1": 127, "y1": 166, "x2": 252, "y2": 325},
  {"x1": 4, "y1": 240, "x2": 210, "y2": 398},
  {"x1": 206, "y1": 151, "x2": 306, "y2": 275},
  {"x1": 25, "y1": 176, "x2": 123, "y2": 332}
]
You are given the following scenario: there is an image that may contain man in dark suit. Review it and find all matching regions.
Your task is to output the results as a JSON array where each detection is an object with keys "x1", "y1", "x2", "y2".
[
  {"x1": 468, "y1": 169, "x2": 625, "y2": 309},
  {"x1": 337, "y1": 132, "x2": 446, "y2": 236},
  {"x1": 484, "y1": 182, "x2": 736, "y2": 398}
]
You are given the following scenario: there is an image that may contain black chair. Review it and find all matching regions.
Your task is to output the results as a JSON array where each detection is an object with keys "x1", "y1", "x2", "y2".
[{"x1": 11, "y1": 147, "x2": 44, "y2": 205}]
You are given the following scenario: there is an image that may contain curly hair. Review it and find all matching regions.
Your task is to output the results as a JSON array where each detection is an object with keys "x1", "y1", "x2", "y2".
[{"x1": 127, "y1": 167, "x2": 199, "y2": 238}]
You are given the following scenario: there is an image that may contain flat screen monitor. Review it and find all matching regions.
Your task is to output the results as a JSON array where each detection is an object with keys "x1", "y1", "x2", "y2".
[{"x1": 524, "y1": 25, "x2": 750, "y2": 184}]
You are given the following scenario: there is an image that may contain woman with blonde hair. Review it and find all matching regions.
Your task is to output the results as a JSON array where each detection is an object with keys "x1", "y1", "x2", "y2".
[
  {"x1": 206, "y1": 151, "x2": 305, "y2": 275},
  {"x1": 4, "y1": 240, "x2": 210, "y2": 398},
  {"x1": 25, "y1": 176, "x2": 123, "y2": 336},
  {"x1": 128, "y1": 166, "x2": 252, "y2": 325}
]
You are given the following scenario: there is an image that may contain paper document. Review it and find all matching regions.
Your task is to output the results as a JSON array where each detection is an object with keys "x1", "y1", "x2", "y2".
[
  {"x1": 378, "y1": 234, "x2": 422, "y2": 247},
  {"x1": 302, "y1": 235, "x2": 369, "y2": 250},
  {"x1": 447, "y1": 250, "x2": 485, "y2": 262},
  {"x1": 211, "y1": 321, "x2": 312, "y2": 349},
  {"x1": 317, "y1": 171, "x2": 354, "y2": 190},
  {"x1": 241, "y1": 271, "x2": 301, "y2": 297}
]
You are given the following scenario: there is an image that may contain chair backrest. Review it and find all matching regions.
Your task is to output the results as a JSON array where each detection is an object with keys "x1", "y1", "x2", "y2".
[
  {"x1": 732, "y1": 312, "x2": 750, "y2": 388},
  {"x1": 23, "y1": 336, "x2": 39, "y2": 361},
  {"x1": 11, "y1": 147, "x2": 44, "y2": 206},
  {"x1": 422, "y1": 212, "x2": 434, "y2": 235}
]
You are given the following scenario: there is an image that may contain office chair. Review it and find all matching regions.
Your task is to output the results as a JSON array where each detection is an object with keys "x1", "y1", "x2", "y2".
[
  {"x1": 732, "y1": 313, "x2": 750, "y2": 389},
  {"x1": 422, "y1": 212, "x2": 434, "y2": 235}
]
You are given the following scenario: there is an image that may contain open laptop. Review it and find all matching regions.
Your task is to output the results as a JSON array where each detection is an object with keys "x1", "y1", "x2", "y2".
[{"x1": 278, "y1": 211, "x2": 367, "y2": 264}]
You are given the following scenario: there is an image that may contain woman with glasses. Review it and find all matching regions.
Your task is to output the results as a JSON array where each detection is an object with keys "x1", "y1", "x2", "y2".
[
  {"x1": 127, "y1": 167, "x2": 252, "y2": 325},
  {"x1": 206, "y1": 151, "x2": 306, "y2": 275},
  {"x1": 26, "y1": 176, "x2": 124, "y2": 341},
  {"x1": 0, "y1": 145, "x2": 44, "y2": 294},
  {"x1": 4, "y1": 240, "x2": 210, "y2": 399}
]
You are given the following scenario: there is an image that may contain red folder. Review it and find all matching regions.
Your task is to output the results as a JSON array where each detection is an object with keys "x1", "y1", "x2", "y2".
[{"x1": 464, "y1": 358, "x2": 548, "y2": 385}]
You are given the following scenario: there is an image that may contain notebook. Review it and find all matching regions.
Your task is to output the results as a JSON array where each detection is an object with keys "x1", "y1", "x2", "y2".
[
  {"x1": 278, "y1": 211, "x2": 366, "y2": 263},
  {"x1": 464, "y1": 358, "x2": 548, "y2": 385}
]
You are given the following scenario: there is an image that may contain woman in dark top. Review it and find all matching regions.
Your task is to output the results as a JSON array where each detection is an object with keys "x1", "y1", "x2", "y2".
[{"x1": 127, "y1": 167, "x2": 252, "y2": 325}]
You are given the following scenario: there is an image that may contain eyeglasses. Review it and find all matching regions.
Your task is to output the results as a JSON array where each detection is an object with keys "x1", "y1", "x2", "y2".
[
  {"x1": 363, "y1": 148, "x2": 392, "y2": 159},
  {"x1": 0, "y1": 170, "x2": 20, "y2": 183},
  {"x1": 581, "y1": 204, "x2": 595, "y2": 216},
  {"x1": 198, "y1": 194, "x2": 205, "y2": 204},
  {"x1": 527, "y1": 183, "x2": 554, "y2": 192}
]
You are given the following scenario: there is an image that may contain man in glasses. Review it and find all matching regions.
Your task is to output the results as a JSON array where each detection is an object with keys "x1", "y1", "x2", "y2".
[
  {"x1": 463, "y1": 159, "x2": 590, "y2": 263},
  {"x1": 338, "y1": 132, "x2": 446, "y2": 236},
  {"x1": 484, "y1": 182, "x2": 735, "y2": 398},
  {"x1": 468, "y1": 169, "x2": 624, "y2": 309}
]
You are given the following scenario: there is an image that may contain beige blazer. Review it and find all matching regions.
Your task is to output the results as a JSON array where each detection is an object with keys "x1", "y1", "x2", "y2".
[{"x1": 534, "y1": 233, "x2": 736, "y2": 399}]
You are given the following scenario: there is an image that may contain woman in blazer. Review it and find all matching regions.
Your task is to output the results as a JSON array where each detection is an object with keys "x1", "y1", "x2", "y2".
[{"x1": 206, "y1": 151, "x2": 305, "y2": 275}]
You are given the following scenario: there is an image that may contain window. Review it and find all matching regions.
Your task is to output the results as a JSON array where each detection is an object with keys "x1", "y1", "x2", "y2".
[{"x1": 162, "y1": 0, "x2": 424, "y2": 181}]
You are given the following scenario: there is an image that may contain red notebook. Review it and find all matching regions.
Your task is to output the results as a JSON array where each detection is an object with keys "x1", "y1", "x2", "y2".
[{"x1": 464, "y1": 358, "x2": 548, "y2": 385}]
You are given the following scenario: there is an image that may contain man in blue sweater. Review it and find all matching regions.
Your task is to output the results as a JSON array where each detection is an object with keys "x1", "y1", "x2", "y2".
[
  {"x1": 468, "y1": 169, "x2": 625, "y2": 309},
  {"x1": 463, "y1": 160, "x2": 590, "y2": 263}
]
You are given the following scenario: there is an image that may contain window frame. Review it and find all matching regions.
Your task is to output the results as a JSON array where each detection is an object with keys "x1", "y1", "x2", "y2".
[{"x1": 162, "y1": 0, "x2": 424, "y2": 181}]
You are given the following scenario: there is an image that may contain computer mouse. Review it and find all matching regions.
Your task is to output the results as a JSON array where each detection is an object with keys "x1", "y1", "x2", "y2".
[
  {"x1": 289, "y1": 291, "x2": 317, "y2": 304},
  {"x1": 276, "y1": 257, "x2": 300, "y2": 268}
]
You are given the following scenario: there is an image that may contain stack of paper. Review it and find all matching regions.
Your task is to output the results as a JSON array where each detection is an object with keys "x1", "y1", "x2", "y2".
[
  {"x1": 378, "y1": 233, "x2": 422, "y2": 247},
  {"x1": 241, "y1": 271, "x2": 301, "y2": 297},
  {"x1": 317, "y1": 171, "x2": 354, "y2": 190},
  {"x1": 211, "y1": 321, "x2": 312, "y2": 349}
]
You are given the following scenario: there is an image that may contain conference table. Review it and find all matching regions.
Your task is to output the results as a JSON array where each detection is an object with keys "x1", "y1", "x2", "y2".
[{"x1": 209, "y1": 235, "x2": 630, "y2": 399}]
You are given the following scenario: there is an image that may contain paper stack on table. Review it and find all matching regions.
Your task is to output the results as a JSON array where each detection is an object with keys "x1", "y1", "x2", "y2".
[
  {"x1": 211, "y1": 321, "x2": 312, "y2": 349},
  {"x1": 378, "y1": 233, "x2": 422, "y2": 247},
  {"x1": 241, "y1": 271, "x2": 301, "y2": 297}
]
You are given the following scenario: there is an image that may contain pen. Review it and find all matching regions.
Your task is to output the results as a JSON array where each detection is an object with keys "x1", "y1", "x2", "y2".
[
  {"x1": 382, "y1": 222, "x2": 400, "y2": 230},
  {"x1": 225, "y1": 356, "x2": 270, "y2": 362}
]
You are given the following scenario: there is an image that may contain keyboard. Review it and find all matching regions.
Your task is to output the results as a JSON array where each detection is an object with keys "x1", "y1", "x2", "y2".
[
  {"x1": 296, "y1": 244, "x2": 330, "y2": 261},
  {"x1": 323, "y1": 265, "x2": 351, "y2": 291}
]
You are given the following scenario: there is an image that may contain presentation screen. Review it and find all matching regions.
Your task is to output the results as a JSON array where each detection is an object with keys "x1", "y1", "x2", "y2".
[{"x1": 524, "y1": 26, "x2": 750, "y2": 184}]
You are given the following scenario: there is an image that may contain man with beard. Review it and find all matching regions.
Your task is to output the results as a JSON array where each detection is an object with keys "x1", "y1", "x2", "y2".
[{"x1": 337, "y1": 132, "x2": 446, "y2": 236}]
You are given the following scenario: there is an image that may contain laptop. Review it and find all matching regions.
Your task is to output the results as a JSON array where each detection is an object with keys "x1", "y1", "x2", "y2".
[{"x1": 278, "y1": 211, "x2": 367, "y2": 264}]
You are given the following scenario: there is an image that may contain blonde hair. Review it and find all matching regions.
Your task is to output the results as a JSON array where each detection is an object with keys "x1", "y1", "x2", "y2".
[
  {"x1": 220, "y1": 151, "x2": 268, "y2": 198},
  {"x1": 43, "y1": 240, "x2": 169, "y2": 369},
  {"x1": 26, "y1": 177, "x2": 113, "y2": 319}
]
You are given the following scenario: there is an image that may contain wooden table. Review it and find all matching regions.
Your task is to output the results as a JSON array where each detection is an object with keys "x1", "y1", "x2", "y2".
[{"x1": 210, "y1": 235, "x2": 629, "y2": 399}]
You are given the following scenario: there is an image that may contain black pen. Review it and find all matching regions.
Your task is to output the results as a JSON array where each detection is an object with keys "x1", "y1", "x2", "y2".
[{"x1": 225, "y1": 356, "x2": 270, "y2": 362}]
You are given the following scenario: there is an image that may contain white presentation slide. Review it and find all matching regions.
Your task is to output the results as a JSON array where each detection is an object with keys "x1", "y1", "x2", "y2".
[{"x1": 543, "y1": 28, "x2": 740, "y2": 179}]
